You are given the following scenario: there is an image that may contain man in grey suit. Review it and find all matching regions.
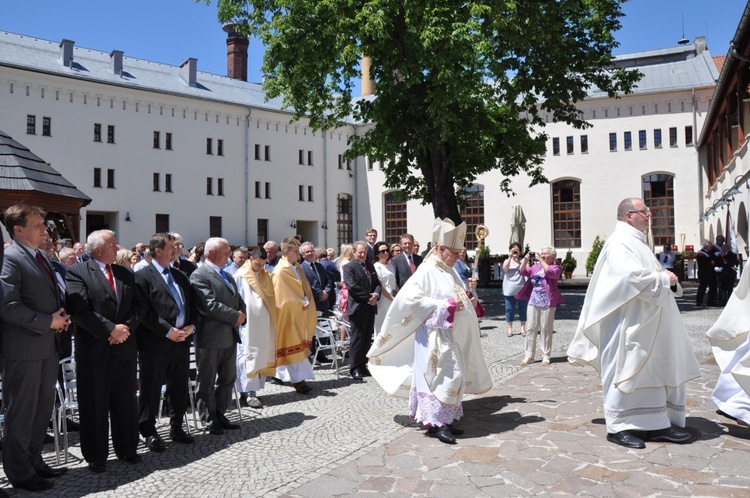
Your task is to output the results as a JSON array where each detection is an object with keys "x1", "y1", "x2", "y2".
[
  {"x1": 190, "y1": 237, "x2": 246, "y2": 435},
  {"x1": 0, "y1": 204, "x2": 71, "y2": 491}
]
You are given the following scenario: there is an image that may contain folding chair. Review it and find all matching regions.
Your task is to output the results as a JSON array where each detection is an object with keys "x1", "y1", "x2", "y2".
[{"x1": 56, "y1": 356, "x2": 80, "y2": 464}]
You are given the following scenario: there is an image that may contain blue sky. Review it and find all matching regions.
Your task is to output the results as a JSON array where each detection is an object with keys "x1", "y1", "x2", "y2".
[{"x1": 1, "y1": 0, "x2": 747, "y2": 87}]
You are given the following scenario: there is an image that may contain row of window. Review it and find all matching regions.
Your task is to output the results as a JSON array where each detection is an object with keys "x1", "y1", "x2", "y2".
[
  {"x1": 26, "y1": 115, "x2": 51, "y2": 136},
  {"x1": 299, "y1": 185, "x2": 314, "y2": 202},
  {"x1": 381, "y1": 175, "x2": 676, "y2": 251},
  {"x1": 96, "y1": 169, "x2": 225, "y2": 196},
  {"x1": 552, "y1": 126, "x2": 694, "y2": 155}
]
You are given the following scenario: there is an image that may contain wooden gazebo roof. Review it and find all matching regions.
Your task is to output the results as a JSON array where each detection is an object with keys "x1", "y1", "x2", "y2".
[{"x1": 0, "y1": 129, "x2": 91, "y2": 242}]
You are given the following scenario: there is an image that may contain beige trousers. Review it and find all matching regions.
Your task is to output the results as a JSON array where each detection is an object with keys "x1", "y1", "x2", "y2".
[{"x1": 524, "y1": 305, "x2": 556, "y2": 359}]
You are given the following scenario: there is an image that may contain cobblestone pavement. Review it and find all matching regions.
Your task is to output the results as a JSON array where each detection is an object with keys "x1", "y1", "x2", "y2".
[{"x1": 3, "y1": 284, "x2": 747, "y2": 497}]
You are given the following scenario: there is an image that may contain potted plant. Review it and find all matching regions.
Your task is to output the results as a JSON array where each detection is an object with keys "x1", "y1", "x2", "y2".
[
  {"x1": 586, "y1": 236, "x2": 604, "y2": 276},
  {"x1": 561, "y1": 250, "x2": 577, "y2": 279}
]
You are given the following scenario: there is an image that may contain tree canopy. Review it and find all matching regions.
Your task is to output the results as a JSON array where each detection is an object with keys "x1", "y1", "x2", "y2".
[{"x1": 215, "y1": 0, "x2": 640, "y2": 221}]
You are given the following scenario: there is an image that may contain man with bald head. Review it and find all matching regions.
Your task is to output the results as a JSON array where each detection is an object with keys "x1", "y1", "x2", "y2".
[{"x1": 567, "y1": 198, "x2": 701, "y2": 450}]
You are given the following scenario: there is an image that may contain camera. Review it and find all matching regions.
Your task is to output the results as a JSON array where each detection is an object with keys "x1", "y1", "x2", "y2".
[{"x1": 529, "y1": 252, "x2": 536, "y2": 259}]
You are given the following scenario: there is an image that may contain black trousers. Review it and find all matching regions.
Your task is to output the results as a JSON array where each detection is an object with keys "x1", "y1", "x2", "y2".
[
  {"x1": 696, "y1": 273, "x2": 717, "y2": 306},
  {"x1": 137, "y1": 345, "x2": 190, "y2": 437},
  {"x1": 348, "y1": 308, "x2": 375, "y2": 373},
  {"x1": 77, "y1": 359, "x2": 139, "y2": 464}
]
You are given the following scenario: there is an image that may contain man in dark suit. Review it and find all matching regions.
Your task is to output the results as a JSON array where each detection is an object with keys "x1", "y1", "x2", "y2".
[
  {"x1": 190, "y1": 237, "x2": 246, "y2": 435},
  {"x1": 171, "y1": 232, "x2": 197, "y2": 276},
  {"x1": 0, "y1": 204, "x2": 71, "y2": 491},
  {"x1": 300, "y1": 242, "x2": 334, "y2": 316},
  {"x1": 73, "y1": 241, "x2": 90, "y2": 263},
  {"x1": 66, "y1": 229, "x2": 146, "y2": 473},
  {"x1": 317, "y1": 247, "x2": 340, "y2": 311},
  {"x1": 364, "y1": 228, "x2": 378, "y2": 263},
  {"x1": 391, "y1": 233, "x2": 423, "y2": 290},
  {"x1": 135, "y1": 233, "x2": 198, "y2": 452},
  {"x1": 343, "y1": 241, "x2": 381, "y2": 381}
]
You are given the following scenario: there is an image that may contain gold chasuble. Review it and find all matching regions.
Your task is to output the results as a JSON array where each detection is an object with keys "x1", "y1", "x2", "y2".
[{"x1": 271, "y1": 256, "x2": 317, "y2": 366}]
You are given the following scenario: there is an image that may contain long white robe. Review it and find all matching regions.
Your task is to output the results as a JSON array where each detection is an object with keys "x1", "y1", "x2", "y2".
[
  {"x1": 707, "y1": 259, "x2": 750, "y2": 425},
  {"x1": 234, "y1": 271, "x2": 276, "y2": 393},
  {"x1": 567, "y1": 221, "x2": 700, "y2": 432},
  {"x1": 367, "y1": 253, "x2": 492, "y2": 425}
]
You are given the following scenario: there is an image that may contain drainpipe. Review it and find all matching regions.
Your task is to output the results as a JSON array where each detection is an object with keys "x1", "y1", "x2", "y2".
[
  {"x1": 244, "y1": 107, "x2": 252, "y2": 245},
  {"x1": 693, "y1": 88, "x2": 704, "y2": 242},
  {"x1": 322, "y1": 128, "x2": 328, "y2": 247},
  {"x1": 351, "y1": 124, "x2": 359, "y2": 241}
]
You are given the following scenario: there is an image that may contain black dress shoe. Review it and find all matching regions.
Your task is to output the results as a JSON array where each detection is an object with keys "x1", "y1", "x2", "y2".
[
  {"x1": 44, "y1": 433, "x2": 55, "y2": 444},
  {"x1": 87, "y1": 462, "x2": 107, "y2": 473},
  {"x1": 267, "y1": 376, "x2": 285, "y2": 385},
  {"x1": 361, "y1": 367, "x2": 372, "y2": 377},
  {"x1": 35, "y1": 464, "x2": 67, "y2": 478},
  {"x1": 648, "y1": 426, "x2": 692, "y2": 444},
  {"x1": 170, "y1": 427, "x2": 195, "y2": 444},
  {"x1": 13, "y1": 474, "x2": 53, "y2": 491},
  {"x1": 118, "y1": 454, "x2": 143, "y2": 464},
  {"x1": 216, "y1": 413, "x2": 240, "y2": 430},
  {"x1": 146, "y1": 434, "x2": 167, "y2": 452},
  {"x1": 351, "y1": 369, "x2": 363, "y2": 381},
  {"x1": 65, "y1": 418, "x2": 81, "y2": 432},
  {"x1": 238, "y1": 395, "x2": 250, "y2": 408},
  {"x1": 434, "y1": 426, "x2": 457, "y2": 444},
  {"x1": 447, "y1": 424, "x2": 464, "y2": 435},
  {"x1": 606, "y1": 430, "x2": 646, "y2": 449},
  {"x1": 207, "y1": 423, "x2": 225, "y2": 435}
]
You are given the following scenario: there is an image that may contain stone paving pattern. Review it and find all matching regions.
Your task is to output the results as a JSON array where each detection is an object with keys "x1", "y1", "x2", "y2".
[{"x1": 2, "y1": 283, "x2": 748, "y2": 497}]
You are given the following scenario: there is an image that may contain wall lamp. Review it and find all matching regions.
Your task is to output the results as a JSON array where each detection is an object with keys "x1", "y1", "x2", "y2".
[
  {"x1": 290, "y1": 220, "x2": 297, "y2": 229},
  {"x1": 322, "y1": 221, "x2": 328, "y2": 230},
  {"x1": 125, "y1": 212, "x2": 132, "y2": 222}
]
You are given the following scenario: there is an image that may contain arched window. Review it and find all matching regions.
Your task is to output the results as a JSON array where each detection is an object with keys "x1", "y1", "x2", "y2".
[
  {"x1": 642, "y1": 174, "x2": 674, "y2": 247},
  {"x1": 337, "y1": 193, "x2": 353, "y2": 247},
  {"x1": 552, "y1": 179, "x2": 581, "y2": 248},
  {"x1": 460, "y1": 185, "x2": 485, "y2": 250},
  {"x1": 383, "y1": 191, "x2": 407, "y2": 245}
]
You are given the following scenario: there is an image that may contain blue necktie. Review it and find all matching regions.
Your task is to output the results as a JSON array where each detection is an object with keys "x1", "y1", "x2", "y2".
[
  {"x1": 219, "y1": 269, "x2": 235, "y2": 293},
  {"x1": 163, "y1": 268, "x2": 185, "y2": 317}
]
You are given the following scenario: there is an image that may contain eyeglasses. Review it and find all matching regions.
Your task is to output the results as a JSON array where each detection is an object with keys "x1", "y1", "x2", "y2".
[
  {"x1": 628, "y1": 208, "x2": 650, "y2": 215},
  {"x1": 378, "y1": 249, "x2": 389, "y2": 254}
]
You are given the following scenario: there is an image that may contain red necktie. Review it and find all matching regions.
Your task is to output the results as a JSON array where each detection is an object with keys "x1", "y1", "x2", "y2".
[
  {"x1": 408, "y1": 255, "x2": 416, "y2": 274},
  {"x1": 105, "y1": 264, "x2": 117, "y2": 295}
]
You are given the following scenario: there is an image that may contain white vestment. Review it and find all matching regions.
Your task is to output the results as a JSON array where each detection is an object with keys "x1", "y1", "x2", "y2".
[
  {"x1": 707, "y1": 259, "x2": 750, "y2": 425},
  {"x1": 367, "y1": 253, "x2": 492, "y2": 426},
  {"x1": 235, "y1": 272, "x2": 276, "y2": 393},
  {"x1": 567, "y1": 221, "x2": 700, "y2": 432}
]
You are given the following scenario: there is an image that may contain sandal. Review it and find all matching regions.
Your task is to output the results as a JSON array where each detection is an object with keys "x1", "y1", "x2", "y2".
[{"x1": 506, "y1": 331, "x2": 513, "y2": 337}]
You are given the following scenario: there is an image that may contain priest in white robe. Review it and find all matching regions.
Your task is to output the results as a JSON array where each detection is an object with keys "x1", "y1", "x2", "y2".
[
  {"x1": 567, "y1": 198, "x2": 700, "y2": 449},
  {"x1": 707, "y1": 259, "x2": 750, "y2": 427},
  {"x1": 234, "y1": 247, "x2": 277, "y2": 409},
  {"x1": 367, "y1": 218, "x2": 492, "y2": 445}
]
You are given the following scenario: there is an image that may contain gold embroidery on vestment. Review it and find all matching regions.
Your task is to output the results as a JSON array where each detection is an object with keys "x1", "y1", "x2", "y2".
[
  {"x1": 377, "y1": 333, "x2": 392, "y2": 347},
  {"x1": 429, "y1": 349, "x2": 439, "y2": 373},
  {"x1": 401, "y1": 315, "x2": 413, "y2": 327}
]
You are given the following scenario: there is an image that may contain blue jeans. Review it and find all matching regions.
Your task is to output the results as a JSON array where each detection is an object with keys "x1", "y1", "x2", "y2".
[{"x1": 505, "y1": 296, "x2": 528, "y2": 323}]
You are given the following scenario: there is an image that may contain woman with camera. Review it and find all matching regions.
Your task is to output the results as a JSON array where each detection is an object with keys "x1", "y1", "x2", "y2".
[
  {"x1": 516, "y1": 246, "x2": 563, "y2": 365},
  {"x1": 502, "y1": 242, "x2": 528, "y2": 337}
]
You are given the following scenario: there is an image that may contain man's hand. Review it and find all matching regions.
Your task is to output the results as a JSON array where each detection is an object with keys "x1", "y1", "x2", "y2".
[
  {"x1": 236, "y1": 311, "x2": 247, "y2": 327},
  {"x1": 664, "y1": 270, "x2": 679, "y2": 286},
  {"x1": 320, "y1": 290, "x2": 329, "y2": 302},
  {"x1": 50, "y1": 308, "x2": 70, "y2": 332},
  {"x1": 109, "y1": 324, "x2": 130, "y2": 344},
  {"x1": 368, "y1": 293, "x2": 378, "y2": 306},
  {"x1": 167, "y1": 328, "x2": 186, "y2": 342}
]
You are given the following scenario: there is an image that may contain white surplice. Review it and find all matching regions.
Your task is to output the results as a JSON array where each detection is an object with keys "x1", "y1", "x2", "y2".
[
  {"x1": 367, "y1": 253, "x2": 492, "y2": 426},
  {"x1": 567, "y1": 221, "x2": 700, "y2": 432},
  {"x1": 235, "y1": 272, "x2": 276, "y2": 393},
  {"x1": 707, "y1": 259, "x2": 750, "y2": 425}
]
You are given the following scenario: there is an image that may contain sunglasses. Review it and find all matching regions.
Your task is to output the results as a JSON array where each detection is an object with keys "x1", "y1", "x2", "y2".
[{"x1": 378, "y1": 249, "x2": 389, "y2": 253}]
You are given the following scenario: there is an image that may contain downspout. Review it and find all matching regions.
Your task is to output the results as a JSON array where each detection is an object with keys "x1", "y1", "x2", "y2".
[
  {"x1": 352, "y1": 124, "x2": 359, "y2": 242},
  {"x1": 693, "y1": 88, "x2": 704, "y2": 242},
  {"x1": 322, "y1": 128, "x2": 328, "y2": 247},
  {"x1": 245, "y1": 107, "x2": 252, "y2": 245}
]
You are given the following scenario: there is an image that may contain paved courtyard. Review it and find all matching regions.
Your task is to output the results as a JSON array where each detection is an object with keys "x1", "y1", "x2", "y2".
[{"x1": 2, "y1": 284, "x2": 747, "y2": 497}]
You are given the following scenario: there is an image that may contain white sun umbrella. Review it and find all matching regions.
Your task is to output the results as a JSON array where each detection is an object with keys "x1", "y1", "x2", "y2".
[{"x1": 510, "y1": 205, "x2": 526, "y2": 249}]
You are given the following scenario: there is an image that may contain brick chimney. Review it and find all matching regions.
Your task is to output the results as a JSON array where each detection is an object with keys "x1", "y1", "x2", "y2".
[{"x1": 223, "y1": 23, "x2": 248, "y2": 82}]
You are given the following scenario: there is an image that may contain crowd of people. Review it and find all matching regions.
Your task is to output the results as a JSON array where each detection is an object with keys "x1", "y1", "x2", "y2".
[{"x1": 2, "y1": 197, "x2": 750, "y2": 492}]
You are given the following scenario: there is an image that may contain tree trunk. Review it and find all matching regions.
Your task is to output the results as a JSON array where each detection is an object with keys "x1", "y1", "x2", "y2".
[{"x1": 422, "y1": 142, "x2": 462, "y2": 223}]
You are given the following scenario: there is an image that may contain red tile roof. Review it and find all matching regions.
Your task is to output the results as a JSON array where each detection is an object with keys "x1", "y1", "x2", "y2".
[{"x1": 713, "y1": 55, "x2": 727, "y2": 72}]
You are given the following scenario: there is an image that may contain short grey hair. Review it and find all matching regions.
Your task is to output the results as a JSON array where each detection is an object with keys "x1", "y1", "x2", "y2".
[
  {"x1": 87, "y1": 229, "x2": 115, "y2": 251},
  {"x1": 205, "y1": 237, "x2": 228, "y2": 253},
  {"x1": 300, "y1": 242, "x2": 314, "y2": 252},
  {"x1": 263, "y1": 240, "x2": 278, "y2": 250},
  {"x1": 541, "y1": 244, "x2": 557, "y2": 258},
  {"x1": 616, "y1": 198, "x2": 641, "y2": 221},
  {"x1": 58, "y1": 247, "x2": 75, "y2": 260},
  {"x1": 171, "y1": 232, "x2": 183, "y2": 243}
]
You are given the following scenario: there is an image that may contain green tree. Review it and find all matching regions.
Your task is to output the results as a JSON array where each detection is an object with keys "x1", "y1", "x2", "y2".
[
  {"x1": 586, "y1": 235, "x2": 605, "y2": 276},
  {"x1": 214, "y1": 0, "x2": 640, "y2": 220}
]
